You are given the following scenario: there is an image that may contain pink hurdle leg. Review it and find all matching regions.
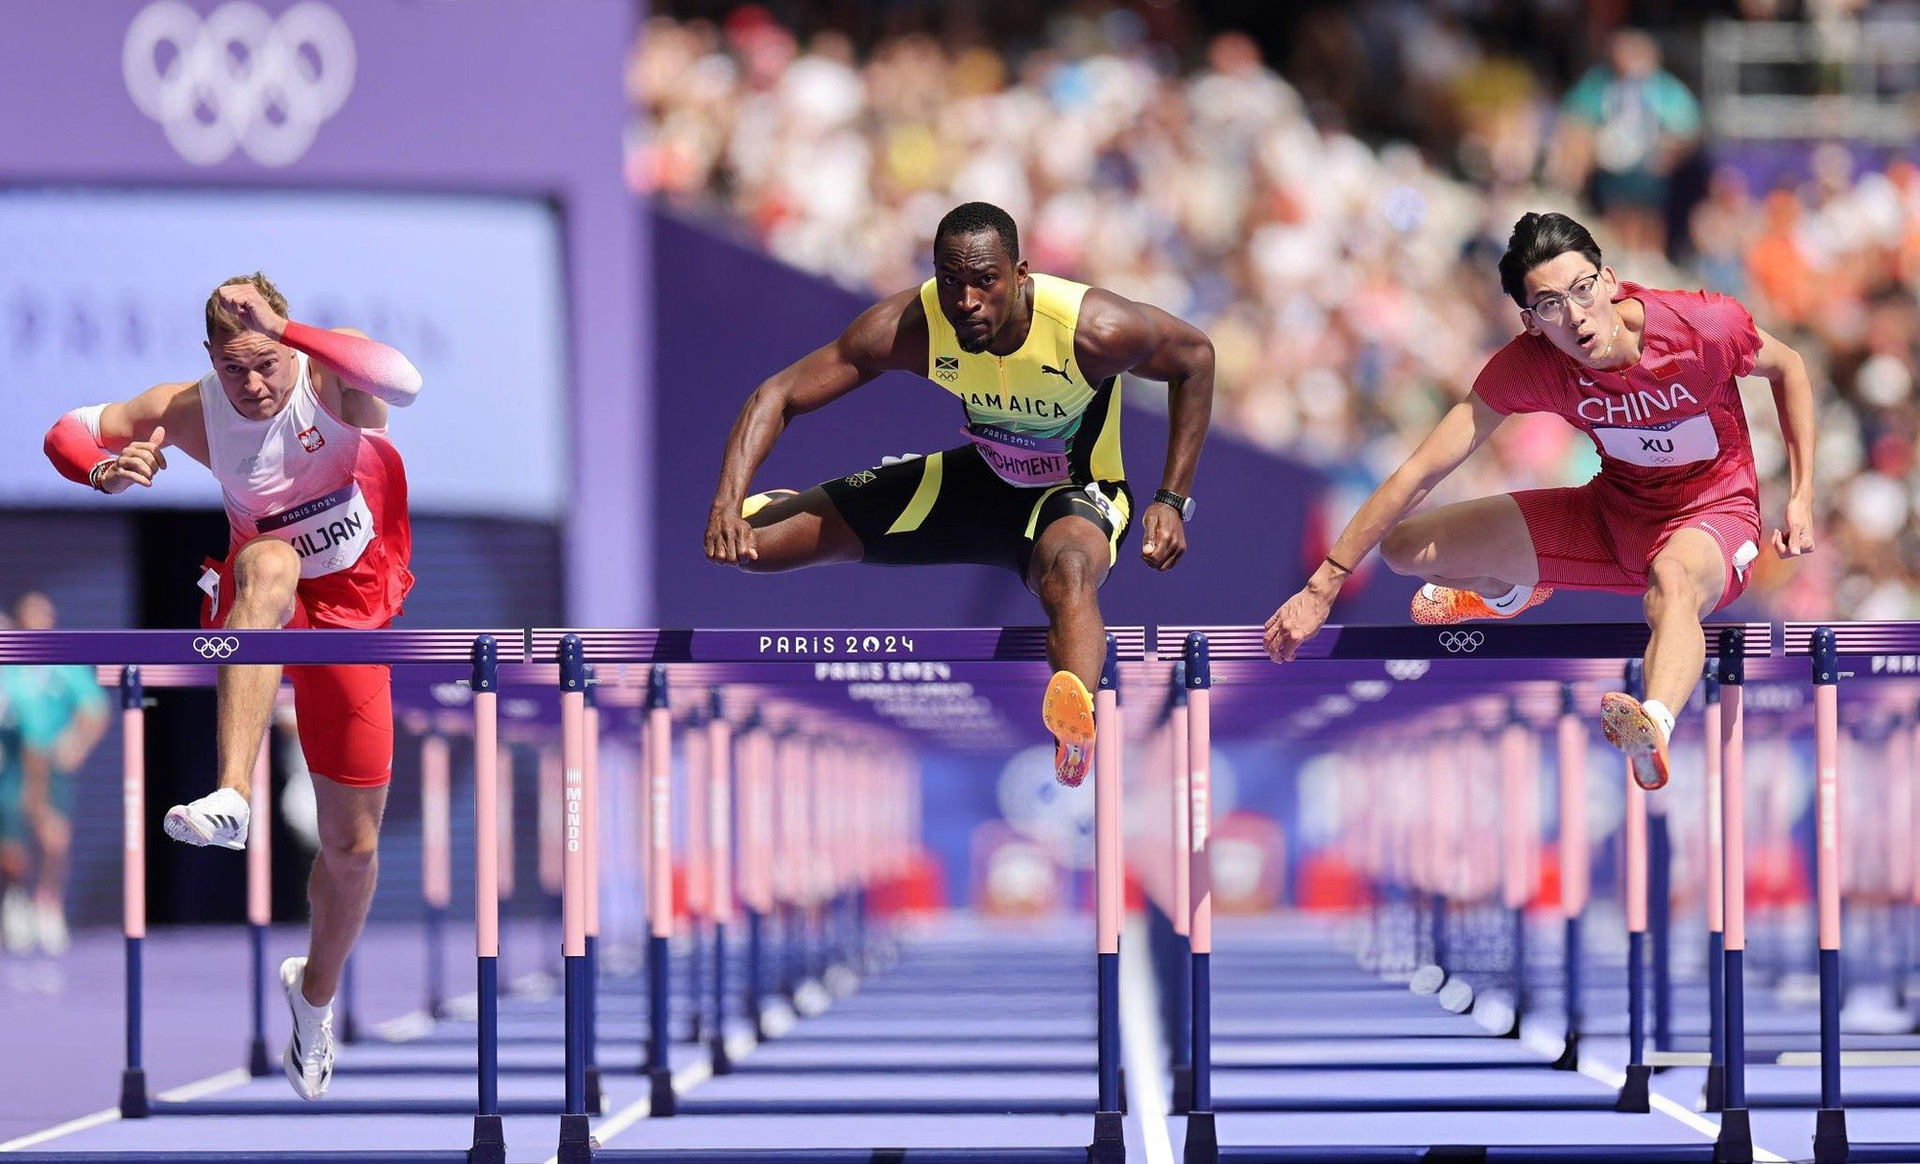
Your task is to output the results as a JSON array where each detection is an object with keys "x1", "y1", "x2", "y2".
[
  {"x1": 1553, "y1": 686, "x2": 1588, "y2": 1071},
  {"x1": 556, "y1": 636, "x2": 591, "y2": 1151},
  {"x1": 643, "y1": 666, "x2": 676, "y2": 1114},
  {"x1": 1092, "y1": 639, "x2": 1122, "y2": 1133},
  {"x1": 1717, "y1": 631, "x2": 1753, "y2": 1157},
  {"x1": 1810, "y1": 630, "x2": 1847, "y2": 1161},
  {"x1": 1183, "y1": 634, "x2": 1217, "y2": 1162},
  {"x1": 245, "y1": 731, "x2": 272, "y2": 1078},
  {"x1": 471, "y1": 636, "x2": 503, "y2": 1142},
  {"x1": 422, "y1": 734, "x2": 452, "y2": 1018},
  {"x1": 706, "y1": 699, "x2": 736, "y2": 1072},
  {"x1": 119, "y1": 669, "x2": 149, "y2": 1115}
]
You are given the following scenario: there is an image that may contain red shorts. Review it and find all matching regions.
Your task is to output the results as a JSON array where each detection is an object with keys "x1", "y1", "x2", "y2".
[
  {"x1": 198, "y1": 436, "x2": 413, "y2": 788},
  {"x1": 1513, "y1": 480, "x2": 1760, "y2": 612}
]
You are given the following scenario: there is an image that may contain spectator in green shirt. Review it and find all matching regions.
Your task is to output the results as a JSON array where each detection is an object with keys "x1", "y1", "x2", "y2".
[
  {"x1": 0, "y1": 593, "x2": 108, "y2": 957},
  {"x1": 1555, "y1": 29, "x2": 1701, "y2": 258}
]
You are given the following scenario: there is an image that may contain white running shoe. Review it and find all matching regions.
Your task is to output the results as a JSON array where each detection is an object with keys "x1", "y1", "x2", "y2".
[
  {"x1": 34, "y1": 903, "x2": 69, "y2": 957},
  {"x1": 162, "y1": 787, "x2": 250, "y2": 851},
  {"x1": 1, "y1": 888, "x2": 34, "y2": 954},
  {"x1": 280, "y1": 956, "x2": 335, "y2": 1100}
]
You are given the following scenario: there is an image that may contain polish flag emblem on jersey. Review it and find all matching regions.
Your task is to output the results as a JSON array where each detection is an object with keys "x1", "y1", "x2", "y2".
[{"x1": 297, "y1": 426, "x2": 327, "y2": 454}]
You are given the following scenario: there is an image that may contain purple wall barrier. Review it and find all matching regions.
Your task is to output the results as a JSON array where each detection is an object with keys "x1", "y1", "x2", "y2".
[{"x1": 0, "y1": 0, "x2": 646, "y2": 624}]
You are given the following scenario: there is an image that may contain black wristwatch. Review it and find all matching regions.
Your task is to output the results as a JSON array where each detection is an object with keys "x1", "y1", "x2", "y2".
[{"x1": 1153, "y1": 489, "x2": 1196, "y2": 522}]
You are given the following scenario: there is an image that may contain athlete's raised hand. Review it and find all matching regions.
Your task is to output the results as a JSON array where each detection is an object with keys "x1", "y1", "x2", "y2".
[
  {"x1": 704, "y1": 505, "x2": 759, "y2": 566},
  {"x1": 1264, "y1": 584, "x2": 1333, "y2": 663},
  {"x1": 215, "y1": 283, "x2": 288, "y2": 339},
  {"x1": 1770, "y1": 493, "x2": 1815, "y2": 560},
  {"x1": 1139, "y1": 502, "x2": 1187, "y2": 571},
  {"x1": 97, "y1": 426, "x2": 168, "y2": 494}
]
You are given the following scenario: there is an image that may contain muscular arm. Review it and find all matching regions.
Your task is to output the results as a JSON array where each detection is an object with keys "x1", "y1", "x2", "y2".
[
  {"x1": 1075, "y1": 289, "x2": 1214, "y2": 498},
  {"x1": 43, "y1": 380, "x2": 208, "y2": 491},
  {"x1": 307, "y1": 328, "x2": 395, "y2": 429},
  {"x1": 1306, "y1": 394, "x2": 1507, "y2": 599},
  {"x1": 709, "y1": 288, "x2": 927, "y2": 516},
  {"x1": 99, "y1": 382, "x2": 207, "y2": 460},
  {"x1": 1751, "y1": 326, "x2": 1816, "y2": 556},
  {"x1": 1264, "y1": 393, "x2": 1505, "y2": 661}
]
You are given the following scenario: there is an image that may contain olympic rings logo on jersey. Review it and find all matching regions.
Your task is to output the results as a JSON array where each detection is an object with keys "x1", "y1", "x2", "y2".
[
  {"x1": 1437, "y1": 631, "x2": 1484, "y2": 654},
  {"x1": 192, "y1": 635, "x2": 241, "y2": 659},
  {"x1": 123, "y1": 1, "x2": 356, "y2": 168}
]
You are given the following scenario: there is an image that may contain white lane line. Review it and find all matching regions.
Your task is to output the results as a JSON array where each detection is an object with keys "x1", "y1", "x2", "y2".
[
  {"x1": 552, "y1": 1030, "x2": 760, "y2": 1164},
  {"x1": 0, "y1": 1108, "x2": 120, "y2": 1153},
  {"x1": 1120, "y1": 917, "x2": 1176, "y2": 1164},
  {"x1": 0, "y1": 1064, "x2": 252, "y2": 1153},
  {"x1": 156, "y1": 1067, "x2": 253, "y2": 1102},
  {"x1": 1522, "y1": 1029, "x2": 1789, "y2": 1163}
]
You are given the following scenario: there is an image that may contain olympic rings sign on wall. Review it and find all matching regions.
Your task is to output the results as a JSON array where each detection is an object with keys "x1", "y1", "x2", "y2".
[
  {"x1": 192, "y1": 635, "x2": 240, "y2": 659},
  {"x1": 1437, "y1": 631, "x2": 1485, "y2": 654},
  {"x1": 123, "y1": 1, "x2": 356, "y2": 167}
]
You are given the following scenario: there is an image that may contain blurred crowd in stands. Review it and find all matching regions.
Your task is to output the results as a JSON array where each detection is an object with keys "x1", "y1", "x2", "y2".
[{"x1": 629, "y1": 1, "x2": 1920, "y2": 617}]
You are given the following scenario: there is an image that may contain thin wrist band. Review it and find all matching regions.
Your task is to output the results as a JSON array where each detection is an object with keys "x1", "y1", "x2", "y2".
[{"x1": 1323, "y1": 554, "x2": 1355, "y2": 576}]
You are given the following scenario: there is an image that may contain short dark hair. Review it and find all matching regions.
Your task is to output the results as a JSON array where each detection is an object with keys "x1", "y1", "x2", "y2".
[
  {"x1": 934, "y1": 201, "x2": 1019, "y2": 262},
  {"x1": 1498, "y1": 212, "x2": 1602, "y2": 307}
]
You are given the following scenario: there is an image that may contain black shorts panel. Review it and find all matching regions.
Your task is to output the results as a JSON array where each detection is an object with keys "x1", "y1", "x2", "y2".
[{"x1": 816, "y1": 444, "x2": 1132, "y2": 576}]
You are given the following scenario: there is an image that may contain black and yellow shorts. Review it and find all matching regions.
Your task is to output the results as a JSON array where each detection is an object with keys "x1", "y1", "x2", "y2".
[{"x1": 816, "y1": 444, "x2": 1133, "y2": 577}]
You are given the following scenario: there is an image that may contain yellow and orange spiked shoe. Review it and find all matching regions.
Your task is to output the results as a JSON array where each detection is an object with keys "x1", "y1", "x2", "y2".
[
  {"x1": 1601, "y1": 691, "x2": 1671, "y2": 791},
  {"x1": 1410, "y1": 583, "x2": 1554, "y2": 625},
  {"x1": 1041, "y1": 670, "x2": 1097, "y2": 789}
]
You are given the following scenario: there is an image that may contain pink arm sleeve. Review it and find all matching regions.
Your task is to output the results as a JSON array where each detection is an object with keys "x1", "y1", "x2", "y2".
[
  {"x1": 44, "y1": 413, "x2": 112, "y2": 487},
  {"x1": 281, "y1": 321, "x2": 424, "y2": 406}
]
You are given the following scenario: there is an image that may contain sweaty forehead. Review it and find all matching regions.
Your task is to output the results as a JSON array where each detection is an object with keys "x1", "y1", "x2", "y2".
[{"x1": 935, "y1": 231, "x2": 1013, "y2": 271}]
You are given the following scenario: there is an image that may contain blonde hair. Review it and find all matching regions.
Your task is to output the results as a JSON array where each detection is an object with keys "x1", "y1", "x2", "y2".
[{"x1": 205, "y1": 272, "x2": 290, "y2": 342}]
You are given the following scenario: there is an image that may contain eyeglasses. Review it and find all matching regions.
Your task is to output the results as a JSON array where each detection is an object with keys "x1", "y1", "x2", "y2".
[{"x1": 1525, "y1": 273, "x2": 1602, "y2": 324}]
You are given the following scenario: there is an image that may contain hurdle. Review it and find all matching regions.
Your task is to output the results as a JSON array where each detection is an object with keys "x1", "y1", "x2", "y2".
[
  {"x1": 1160, "y1": 620, "x2": 1773, "y2": 1164},
  {"x1": 1728, "y1": 622, "x2": 1920, "y2": 1164},
  {"x1": 0, "y1": 629, "x2": 527, "y2": 1160},
  {"x1": 532, "y1": 625, "x2": 1144, "y2": 1163}
]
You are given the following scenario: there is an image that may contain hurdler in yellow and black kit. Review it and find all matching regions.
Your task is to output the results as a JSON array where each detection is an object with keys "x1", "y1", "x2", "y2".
[{"x1": 817, "y1": 272, "x2": 1133, "y2": 576}]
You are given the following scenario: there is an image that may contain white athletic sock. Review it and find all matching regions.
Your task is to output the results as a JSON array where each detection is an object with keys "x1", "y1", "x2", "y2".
[
  {"x1": 1642, "y1": 699, "x2": 1676, "y2": 743},
  {"x1": 1484, "y1": 583, "x2": 1529, "y2": 613},
  {"x1": 292, "y1": 977, "x2": 333, "y2": 1015}
]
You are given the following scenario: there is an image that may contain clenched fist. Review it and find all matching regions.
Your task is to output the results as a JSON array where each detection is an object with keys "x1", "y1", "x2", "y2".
[{"x1": 97, "y1": 426, "x2": 169, "y2": 493}]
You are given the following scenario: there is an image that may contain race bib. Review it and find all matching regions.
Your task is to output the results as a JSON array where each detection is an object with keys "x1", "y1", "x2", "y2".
[
  {"x1": 964, "y1": 424, "x2": 1071, "y2": 487},
  {"x1": 1593, "y1": 414, "x2": 1720, "y2": 468},
  {"x1": 256, "y1": 481, "x2": 375, "y2": 579}
]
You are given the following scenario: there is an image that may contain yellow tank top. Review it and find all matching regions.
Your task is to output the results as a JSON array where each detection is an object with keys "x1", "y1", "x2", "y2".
[{"x1": 918, "y1": 272, "x2": 1124, "y2": 486}]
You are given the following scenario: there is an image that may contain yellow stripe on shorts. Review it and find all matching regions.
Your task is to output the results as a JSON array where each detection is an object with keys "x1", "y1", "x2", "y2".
[{"x1": 885, "y1": 452, "x2": 945, "y2": 536}]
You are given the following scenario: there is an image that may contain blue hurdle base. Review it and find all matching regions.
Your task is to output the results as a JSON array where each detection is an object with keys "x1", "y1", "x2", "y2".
[
  {"x1": 1216, "y1": 1149, "x2": 1716, "y2": 1163},
  {"x1": 1214, "y1": 1095, "x2": 1627, "y2": 1114},
  {"x1": 1813, "y1": 1108, "x2": 1847, "y2": 1164},
  {"x1": 2, "y1": 1155, "x2": 472, "y2": 1163},
  {"x1": 118, "y1": 1067, "x2": 149, "y2": 1119},
  {"x1": 672, "y1": 1098, "x2": 1098, "y2": 1116},
  {"x1": 467, "y1": 1113, "x2": 504, "y2": 1164},
  {"x1": 594, "y1": 1153, "x2": 1090, "y2": 1163},
  {"x1": 1715, "y1": 1108, "x2": 1752, "y2": 1164},
  {"x1": 1090, "y1": 1109, "x2": 1125, "y2": 1164},
  {"x1": 147, "y1": 1098, "x2": 574, "y2": 1117},
  {"x1": 1185, "y1": 1110, "x2": 1219, "y2": 1164}
]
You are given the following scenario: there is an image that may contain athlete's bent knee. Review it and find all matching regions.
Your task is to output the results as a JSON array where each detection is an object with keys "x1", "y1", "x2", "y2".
[
  {"x1": 231, "y1": 539, "x2": 301, "y2": 606},
  {"x1": 1643, "y1": 558, "x2": 1700, "y2": 623},
  {"x1": 1039, "y1": 548, "x2": 1098, "y2": 607},
  {"x1": 1378, "y1": 521, "x2": 1428, "y2": 577}
]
